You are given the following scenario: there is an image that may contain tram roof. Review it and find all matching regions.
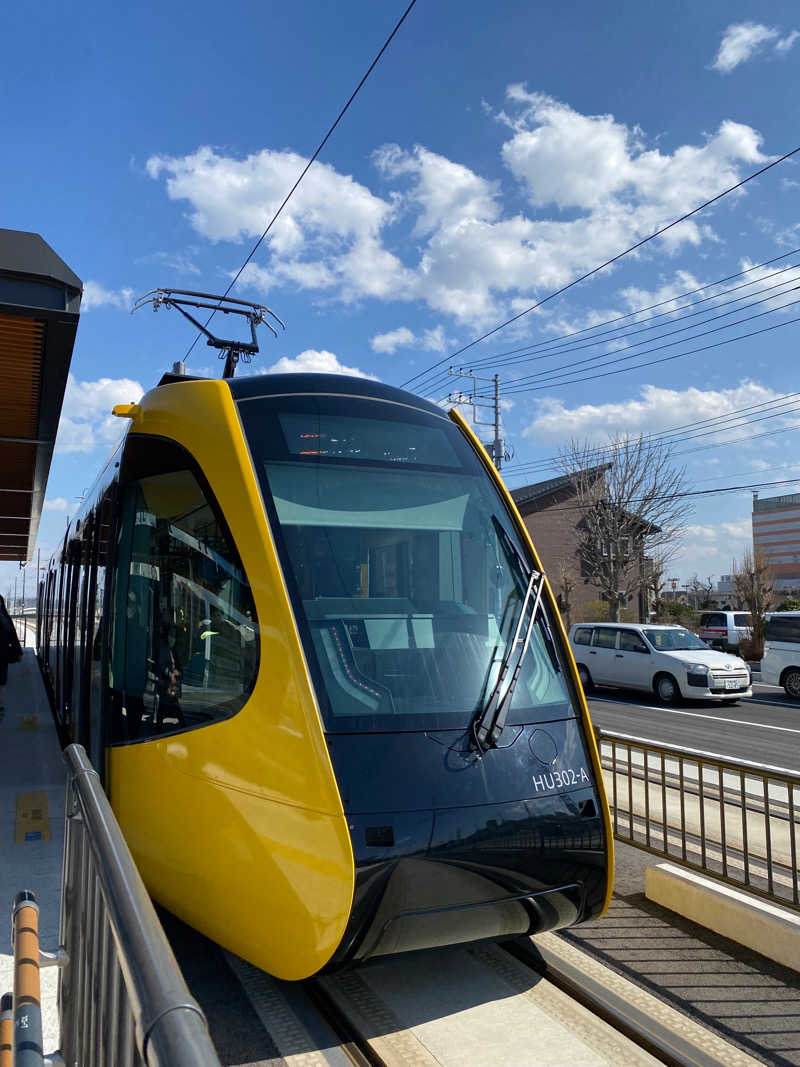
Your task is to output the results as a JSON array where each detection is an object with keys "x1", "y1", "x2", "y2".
[
  {"x1": 225, "y1": 372, "x2": 445, "y2": 417},
  {"x1": 0, "y1": 230, "x2": 82, "y2": 562}
]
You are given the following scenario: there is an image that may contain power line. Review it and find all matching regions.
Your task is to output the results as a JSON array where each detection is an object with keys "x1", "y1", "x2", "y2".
[
  {"x1": 501, "y1": 287, "x2": 800, "y2": 390},
  {"x1": 507, "y1": 416, "x2": 800, "y2": 484},
  {"x1": 506, "y1": 475, "x2": 800, "y2": 513},
  {"x1": 464, "y1": 265, "x2": 800, "y2": 376},
  {"x1": 505, "y1": 392, "x2": 800, "y2": 480},
  {"x1": 412, "y1": 248, "x2": 800, "y2": 395},
  {"x1": 506, "y1": 406, "x2": 800, "y2": 483},
  {"x1": 502, "y1": 301, "x2": 800, "y2": 394},
  {"x1": 422, "y1": 272, "x2": 800, "y2": 401},
  {"x1": 184, "y1": 0, "x2": 418, "y2": 362},
  {"x1": 401, "y1": 143, "x2": 800, "y2": 390}
]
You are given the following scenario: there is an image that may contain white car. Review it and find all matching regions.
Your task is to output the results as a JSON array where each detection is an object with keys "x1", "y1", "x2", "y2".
[
  {"x1": 698, "y1": 610, "x2": 752, "y2": 654},
  {"x1": 761, "y1": 612, "x2": 800, "y2": 699},
  {"x1": 569, "y1": 622, "x2": 752, "y2": 705}
]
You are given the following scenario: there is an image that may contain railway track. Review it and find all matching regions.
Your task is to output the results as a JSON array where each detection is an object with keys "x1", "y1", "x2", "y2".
[{"x1": 215, "y1": 933, "x2": 762, "y2": 1067}]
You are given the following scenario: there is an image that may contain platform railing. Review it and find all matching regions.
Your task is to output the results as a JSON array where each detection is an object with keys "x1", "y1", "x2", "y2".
[
  {"x1": 597, "y1": 730, "x2": 800, "y2": 910},
  {"x1": 58, "y1": 744, "x2": 221, "y2": 1066}
]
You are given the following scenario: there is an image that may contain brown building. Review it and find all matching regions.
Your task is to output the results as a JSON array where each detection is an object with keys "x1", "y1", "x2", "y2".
[
  {"x1": 511, "y1": 467, "x2": 653, "y2": 624},
  {"x1": 752, "y1": 491, "x2": 800, "y2": 592}
]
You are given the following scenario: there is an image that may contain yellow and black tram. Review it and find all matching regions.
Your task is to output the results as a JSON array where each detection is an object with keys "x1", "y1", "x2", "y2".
[{"x1": 38, "y1": 372, "x2": 613, "y2": 980}]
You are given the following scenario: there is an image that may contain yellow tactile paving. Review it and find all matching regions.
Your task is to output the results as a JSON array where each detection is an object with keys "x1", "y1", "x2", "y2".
[{"x1": 14, "y1": 791, "x2": 50, "y2": 844}]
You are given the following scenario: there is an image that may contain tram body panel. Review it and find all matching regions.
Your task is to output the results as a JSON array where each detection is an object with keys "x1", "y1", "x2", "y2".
[
  {"x1": 41, "y1": 372, "x2": 612, "y2": 980},
  {"x1": 448, "y1": 409, "x2": 615, "y2": 917},
  {"x1": 107, "y1": 380, "x2": 355, "y2": 978},
  {"x1": 109, "y1": 738, "x2": 354, "y2": 980}
]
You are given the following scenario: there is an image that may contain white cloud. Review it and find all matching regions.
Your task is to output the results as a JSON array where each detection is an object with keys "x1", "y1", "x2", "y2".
[
  {"x1": 82, "y1": 281, "x2": 135, "y2": 311},
  {"x1": 676, "y1": 515, "x2": 752, "y2": 578},
  {"x1": 43, "y1": 497, "x2": 69, "y2": 512},
  {"x1": 524, "y1": 381, "x2": 781, "y2": 443},
  {"x1": 711, "y1": 22, "x2": 798, "y2": 73},
  {"x1": 500, "y1": 89, "x2": 765, "y2": 231},
  {"x1": 422, "y1": 325, "x2": 446, "y2": 352},
  {"x1": 56, "y1": 374, "x2": 144, "y2": 453},
  {"x1": 147, "y1": 146, "x2": 412, "y2": 304},
  {"x1": 370, "y1": 325, "x2": 446, "y2": 354},
  {"x1": 263, "y1": 349, "x2": 378, "y2": 379},
  {"x1": 135, "y1": 249, "x2": 201, "y2": 276},
  {"x1": 371, "y1": 327, "x2": 416, "y2": 354},
  {"x1": 373, "y1": 144, "x2": 500, "y2": 235},
  {"x1": 775, "y1": 29, "x2": 800, "y2": 53},
  {"x1": 147, "y1": 94, "x2": 770, "y2": 328}
]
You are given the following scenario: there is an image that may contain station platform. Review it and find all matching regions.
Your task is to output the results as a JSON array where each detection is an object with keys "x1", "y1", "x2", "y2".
[
  {"x1": 1, "y1": 645, "x2": 798, "y2": 1065},
  {"x1": 0, "y1": 647, "x2": 65, "y2": 1054}
]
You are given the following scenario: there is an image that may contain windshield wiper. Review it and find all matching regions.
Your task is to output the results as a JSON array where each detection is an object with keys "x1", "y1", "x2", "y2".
[{"x1": 471, "y1": 563, "x2": 545, "y2": 754}]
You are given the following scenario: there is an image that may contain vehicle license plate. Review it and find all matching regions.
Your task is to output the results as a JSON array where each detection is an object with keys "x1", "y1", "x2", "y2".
[{"x1": 724, "y1": 679, "x2": 740, "y2": 690}]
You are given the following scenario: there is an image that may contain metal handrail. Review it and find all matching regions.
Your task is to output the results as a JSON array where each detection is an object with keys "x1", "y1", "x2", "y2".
[
  {"x1": 59, "y1": 744, "x2": 221, "y2": 1066},
  {"x1": 596, "y1": 729, "x2": 800, "y2": 910}
]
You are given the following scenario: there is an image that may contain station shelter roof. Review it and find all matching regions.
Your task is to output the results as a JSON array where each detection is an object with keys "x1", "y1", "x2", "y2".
[{"x1": 0, "y1": 230, "x2": 82, "y2": 562}]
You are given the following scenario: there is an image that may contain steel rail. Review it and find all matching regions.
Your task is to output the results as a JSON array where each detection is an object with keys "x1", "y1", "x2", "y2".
[{"x1": 504, "y1": 938, "x2": 746, "y2": 1067}]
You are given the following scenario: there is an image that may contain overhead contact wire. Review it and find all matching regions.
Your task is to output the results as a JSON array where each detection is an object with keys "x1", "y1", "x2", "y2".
[{"x1": 184, "y1": 0, "x2": 418, "y2": 361}]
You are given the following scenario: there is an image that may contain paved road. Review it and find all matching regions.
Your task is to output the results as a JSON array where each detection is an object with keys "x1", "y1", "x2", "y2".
[{"x1": 587, "y1": 681, "x2": 800, "y2": 771}]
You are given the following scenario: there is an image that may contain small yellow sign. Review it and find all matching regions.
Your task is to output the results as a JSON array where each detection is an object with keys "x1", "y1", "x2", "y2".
[
  {"x1": 19, "y1": 715, "x2": 38, "y2": 731},
  {"x1": 15, "y1": 791, "x2": 50, "y2": 843}
]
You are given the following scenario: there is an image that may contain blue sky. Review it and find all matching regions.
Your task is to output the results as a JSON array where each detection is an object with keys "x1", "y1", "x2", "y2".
[{"x1": 3, "y1": 0, "x2": 800, "y2": 597}]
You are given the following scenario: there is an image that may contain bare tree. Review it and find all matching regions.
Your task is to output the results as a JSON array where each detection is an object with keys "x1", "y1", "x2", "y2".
[
  {"x1": 687, "y1": 574, "x2": 715, "y2": 609},
  {"x1": 646, "y1": 554, "x2": 669, "y2": 620},
  {"x1": 560, "y1": 435, "x2": 691, "y2": 622},
  {"x1": 732, "y1": 547, "x2": 775, "y2": 656},
  {"x1": 556, "y1": 558, "x2": 575, "y2": 629}
]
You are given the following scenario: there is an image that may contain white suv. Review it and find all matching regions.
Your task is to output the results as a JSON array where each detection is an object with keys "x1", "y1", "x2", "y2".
[
  {"x1": 569, "y1": 622, "x2": 752, "y2": 705},
  {"x1": 698, "y1": 611, "x2": 752, "y2": 654},
  {"x1": 761, "y1": 612, "x2": 800, "y2": 699}
]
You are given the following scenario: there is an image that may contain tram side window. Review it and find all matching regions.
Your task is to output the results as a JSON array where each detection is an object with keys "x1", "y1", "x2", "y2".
[{"x1": 110, "y1": 459, "x2": 258, "y2": 743}]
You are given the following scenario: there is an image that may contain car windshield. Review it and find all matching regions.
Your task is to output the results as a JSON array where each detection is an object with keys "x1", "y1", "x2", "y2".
[
  {"x1": 642, "y1": 628, "x2": 707, "y2": 651},
  {"x1": 238, "y1": 392, "x2": 573, "y2": 732}
]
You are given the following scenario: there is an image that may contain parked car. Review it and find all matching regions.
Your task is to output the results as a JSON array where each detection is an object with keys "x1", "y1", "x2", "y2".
[
  {"x1": 569, "y1": 622, "x2": 752, "y2": 705},
  {"x1": 761, "y1": 611, "x2": 800, "y2": 699},
  {"x1": 698, "y1": 610, "x2": 751, "y2": 653}
]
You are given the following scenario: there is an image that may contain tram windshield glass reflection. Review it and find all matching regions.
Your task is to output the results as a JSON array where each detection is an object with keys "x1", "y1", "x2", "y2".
[{"x1": 243, "y1": 395, "x2": 572, "y2": 732}]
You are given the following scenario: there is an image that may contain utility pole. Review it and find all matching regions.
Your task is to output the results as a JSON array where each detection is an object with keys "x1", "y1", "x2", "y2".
[{"x1": 447, "y1": 368, "x2": 505, "y2": 471}]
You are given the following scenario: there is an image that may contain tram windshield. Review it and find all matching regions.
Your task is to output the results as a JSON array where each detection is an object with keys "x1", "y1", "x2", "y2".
[{"x1": 239, "y1": 394, "x2": 573, "y2": 732}]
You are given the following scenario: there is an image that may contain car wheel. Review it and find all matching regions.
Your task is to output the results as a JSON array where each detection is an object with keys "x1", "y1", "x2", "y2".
[
  {"x1": 577, "y1": 664, "x2": 593, "y2": 692},
  {"x1": 783, "y1": 668, "x2": 800, "y2": 700},
  {"x1": 655, "y1": 673, "x2": 679, "y2": 705}
]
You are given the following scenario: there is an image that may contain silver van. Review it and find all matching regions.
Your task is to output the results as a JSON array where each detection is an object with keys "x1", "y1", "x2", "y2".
[{"x1": 761, "y1": 612, "x2": 800, "y2": 699}]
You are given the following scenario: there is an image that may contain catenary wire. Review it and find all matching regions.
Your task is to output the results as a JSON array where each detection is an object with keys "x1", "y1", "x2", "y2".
[
  {"x1": 183, "y1": 0, "x2": 418, "y2": 362},
  {"x1": 401, "y1": 143, "x2": 800, "y2": 390}
]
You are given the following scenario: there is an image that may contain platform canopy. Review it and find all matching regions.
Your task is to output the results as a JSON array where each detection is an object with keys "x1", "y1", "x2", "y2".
[{"x1": 0, "y1": 230, "x2": 82, "y2": 562}]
